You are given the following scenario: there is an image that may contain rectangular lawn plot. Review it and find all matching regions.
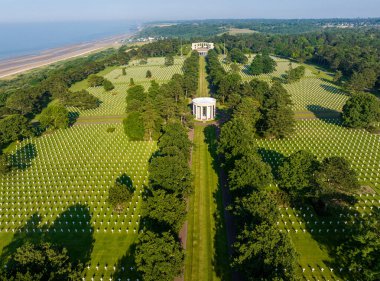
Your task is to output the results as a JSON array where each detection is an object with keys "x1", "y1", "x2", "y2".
[
  {"x1": 105, "y1": 57, "x2": 185, "y2": 85},
  {"x1": 284, "y1": 78, "x2": 349, "y2": 113},
  {"x1": 218, "y1": 55, "x2": 315, "y2": 81},
  {"x1": 0, "y1": 124, "x2": 157, "y2": 280},
  {"x1": 256, "y1": 119, "x2": 380, "y2": 188}
]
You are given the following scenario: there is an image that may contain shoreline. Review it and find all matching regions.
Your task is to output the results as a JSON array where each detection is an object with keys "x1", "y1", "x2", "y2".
[{"x1": 0, "y1": 33, "x2": 135, "y2": 79}]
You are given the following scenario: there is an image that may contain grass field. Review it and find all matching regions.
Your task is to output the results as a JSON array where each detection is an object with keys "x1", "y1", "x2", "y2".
[
  {"x1": 67, "y1": 57, "x2": 185, "y2": 119},
  {"x1": 218, "y1": 55, "x2": 315, "y2": 81},
  {"x1": 185, "y1": 56, "x2": 229, "y2": 281},
  {"x1": 0, "y1": 124, "x2": 157, "y2": 280},
  {"x1": 1, "y1": 56, "x2": 188, "y2": 280},
  {"x1": 219, "y1": 51, "x2": 380, "y2": 280},
  {"x1": 185, "y1": 126, "x2": 229, "y2": 281}
]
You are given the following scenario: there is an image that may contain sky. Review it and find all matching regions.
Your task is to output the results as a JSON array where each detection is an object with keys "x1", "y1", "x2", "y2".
[{"x1": 0, "y1": 0, "x2": 379, "y2": 22}]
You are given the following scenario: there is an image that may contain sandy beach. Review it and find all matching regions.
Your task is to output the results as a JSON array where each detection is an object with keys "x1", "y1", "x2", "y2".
[{"x1": 0, "y1": 33, "x2": 132, "y2": 79}]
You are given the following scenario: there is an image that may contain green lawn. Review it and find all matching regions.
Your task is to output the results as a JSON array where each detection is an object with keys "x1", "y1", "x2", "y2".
[
  {"x1": 70, "y1": 66, "x2": 119, "y2": 92},
  {"x1": 185, "y1": 126, "x2": 229, "y2": 281},
  {"x1": 0, "y1": 124, "x2": 157, "y2": 280},
  {"x1": 185, "y1": 56, "x2": 230, "y2": 281}
]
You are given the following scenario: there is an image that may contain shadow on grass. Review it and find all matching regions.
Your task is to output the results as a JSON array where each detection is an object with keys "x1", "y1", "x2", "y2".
[
  {"x1": 116, "y1": 173, "x2": 135, "y2": 192},
  {"x1": 291, "y1": 195, "x2": 360, "y2": 280},
  {"x1": 68, "y1": 111, "x2": 80, "y2": 126},
  {"x1": 112, "y1": 244, "x2": 141, "y2": 280},
  {"x1": 257, "y1": 148, "x2": 286, "y2": 180},
  {"x1": 0, "y1": 204, "x2": 94, "y2": 273},
  {"x1": 320, "y1": 83, "x2": 347, "y2": 96},
  {"x1": 204, "y1": 125, "x2": 232, "y2": 281},
  {"x1": 9, "y1": 143, "x2": 37, "y2": 170},
  {"x1": 306, "y1": 105, "x2": 342, "y2": 124}
]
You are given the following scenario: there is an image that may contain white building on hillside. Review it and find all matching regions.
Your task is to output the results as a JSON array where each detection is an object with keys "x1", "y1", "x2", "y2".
[{"x1": 192, "y1": 42, "x2": 214, "y2": 56}]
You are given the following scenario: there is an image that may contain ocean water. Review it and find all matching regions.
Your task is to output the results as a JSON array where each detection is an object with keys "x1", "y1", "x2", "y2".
[{"x1": 0, "y1": 21, "x2": 139, "y2": 60}]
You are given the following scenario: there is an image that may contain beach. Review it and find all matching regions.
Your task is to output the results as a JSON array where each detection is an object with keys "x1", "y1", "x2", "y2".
[{"x1": 0, "y1": 33, "x2": 132, "y2": 79}]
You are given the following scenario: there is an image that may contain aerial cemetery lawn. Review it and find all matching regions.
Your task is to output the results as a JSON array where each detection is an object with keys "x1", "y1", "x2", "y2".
[
  {"x1": 0, "y1": 56, "x2": 187, "y2": 280},
  {"x1": 68, "y1": 56, "x2": 185, "y2": 117},
  {"x1": 232, "y1": 54, "x2": 380, "y2": 280},
  {"x1": 0, "y1": 124, "x2": 157, "y2": 280},
  {"x1": 214, "y1": 50, "x2": 380, "y2": 280}
]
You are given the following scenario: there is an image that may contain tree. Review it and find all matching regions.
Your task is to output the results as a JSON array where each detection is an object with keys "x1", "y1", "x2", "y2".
[
  {"x1": 259, "y1": 82, "x2": 295, "y2": 138},
  {"x1": 38, "y1": 103, "x2": 69, "y2": 130},
  {"x1": 107, "y1": 182, "x2": 133, "y2": 213},
  {"x1": 103, "y1": 79, "x2": 115, "y2": 91},
  {"x1": 217, "y1": 73, "x2": 242, "y2": 103},
  {"x1": 232, "y1": 192, "x2": 280, "y2": 226},
  {"x1": 333, "y1": 70, "x2": 343, "y2": 84},
  {"x1": 248, "y1": 53, "x2": 276, "y2": 75},
  {"x1": 149, "y1": 155, "x2": 192, "y2": 194},
  {"x1": 126, "y1": 85, "x2": 147, "y2": 113},
  {"x1": 336, "y1": 211, "x2": 380, "y2": 281},
  {"x1": 342, "y1": 92, "x2": 380, "y2": 128},
  {"x1": 315, "y1": 156, "x2": 360, "y2": 196},
  {"x1": 1, "y1": 242, "x2": 81, "y2": 281},
  {"x1": 244, "y1": 79, "x2": 270, "y2": 103},
  {"x1": 0, "y1": 114, "x2": 31, "y2": 145},
  {"x1": 262, "y1": 54, "x2": 277, "y2": 73},
  {"x1": 347, "y1": 69, "x2": 378, "y2": 92},
  {"x1": 232, "y1": 223, "x2": 299, "y2": 281},
  {"x1": 165, "y1": 55, "x2": 175, "y2": 66},
  {"x1": 87, "y1": 75, "x2": 104, "y2": 87},
  {"x1": 0, "y1": 154, "x2": 10, "y2": 175},
  {"x1": 228, "y1": 48, "x2": 248, "y2": 64},
  {"x1": 5, "y1": 91, "x2": 37, "y2": 115},
  {"x1": 285, "y1": 65, "x2": 305, "y2": 83},
  {"x1": 229, "y1": 153, "x2": 273, "y2": 194},
  {"x1": 142, "y1": 101, "x2": 161, "y2": 141},
  {"x1": 123, "y1": 112, "x2": 145, "y2": 141},
  {"x1": 278, "y1": 150, "x2": 320, "y2": 198},
  {"x1": 233, "y1": 97, "x2": 261, "y2": 129},
  {"x1": 218, "y1": 117, "x2": 256, "y2": 167},
  {"x1": 135, "y1": 231, "x2": 184, "y2": 281},
  {"x1": 61, "y1": 90, "x2": 99, "y2": 110},
  {"x1": 248, "y1": 54, "x2": 264, "y2": 75},
  {"x1": 158, "y1": 123, "x2": 191, "y2": 159},
  {"x1": 143, "y1": 189, "x2": 186, "y2": 232},
  {"x1": 129, "y1": 78, "x2": 135, "y2": 86},
  {"x1": 146, "y1": 70, "x2": 152, "y2": 78}
]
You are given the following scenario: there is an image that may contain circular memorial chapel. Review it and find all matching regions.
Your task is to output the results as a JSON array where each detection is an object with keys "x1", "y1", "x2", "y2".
[{"x1": 192, "y1": 97, "x2": 216, "y2": 121}]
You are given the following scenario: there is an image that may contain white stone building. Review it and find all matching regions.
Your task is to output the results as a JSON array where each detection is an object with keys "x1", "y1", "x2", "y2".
[
  {"x1": 192, "y1": 42, "x2": 215, "y2": 56},
  {"x1": 192, "y1": 97, "x2": 216, "y2": 121}
]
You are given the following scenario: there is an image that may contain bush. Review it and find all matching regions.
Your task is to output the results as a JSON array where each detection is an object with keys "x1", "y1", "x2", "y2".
[
  {"x1": 62, "y1": 90, "x2": 99, "y2": 110},
  {"x1": 106, "y1": 127, "x2": 116, "y2": 133},
  {"x1": 103, "y1": 79, "x2": 115, "y2": 91},
  {"x1": 88, "y1": 74, "x2": 104, "y2": 87}
]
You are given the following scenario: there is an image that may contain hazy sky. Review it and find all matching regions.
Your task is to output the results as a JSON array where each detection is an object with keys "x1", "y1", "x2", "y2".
[{"x1": 1, "y1": 0, "x2": 379, "y2": 22}]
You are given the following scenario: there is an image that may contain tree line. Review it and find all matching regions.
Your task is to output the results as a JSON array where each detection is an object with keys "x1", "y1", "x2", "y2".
[
  {"x1": 207, "y1": 49, "x2": 295, "y2": 139},
  {"x1": 211, "y1": 29, "x2": 380, "y2": 93},
  {"x1": 123, "y1": 51, "x2": 199, "y2": 141},
  {"x1": 133, "y1": 122, "x2": 192, "y2": 281},
  {"x1": 217, "y1": 101, "x2": 300, "y2": 280}
]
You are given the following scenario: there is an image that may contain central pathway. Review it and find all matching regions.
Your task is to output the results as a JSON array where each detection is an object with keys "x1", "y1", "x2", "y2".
[{"x1": 185, "y1": 56, "x2": 230, "y2": 281}]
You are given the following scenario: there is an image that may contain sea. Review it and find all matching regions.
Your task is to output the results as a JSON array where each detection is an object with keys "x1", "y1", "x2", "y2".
[{"x1": 0, "y1": 21, "x2": 140, "y2": 60}]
